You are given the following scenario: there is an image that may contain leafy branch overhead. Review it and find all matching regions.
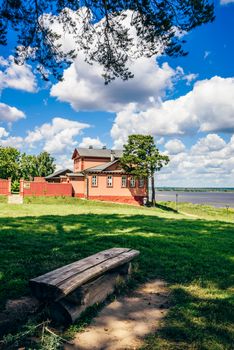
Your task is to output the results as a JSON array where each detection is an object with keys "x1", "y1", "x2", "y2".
[{"x1": 0, "y1": 0, "x2": 214, "y2": 83}]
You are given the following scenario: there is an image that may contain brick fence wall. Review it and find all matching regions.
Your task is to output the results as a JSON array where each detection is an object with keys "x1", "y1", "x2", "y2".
[
  {"x1": 20, "y1": 179, "x2": 72, "y2": 197},
  {"x1": 0, "y1": 178, "x2": 11, "y2": 196}
]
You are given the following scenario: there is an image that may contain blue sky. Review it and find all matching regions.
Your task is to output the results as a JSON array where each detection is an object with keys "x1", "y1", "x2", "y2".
[{"x1": 0, "y1": 0, "x2": 234, "y2": 187}]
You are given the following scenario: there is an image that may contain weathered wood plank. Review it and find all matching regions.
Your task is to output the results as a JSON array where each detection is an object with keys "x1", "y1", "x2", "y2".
[
  {"x1": 59, "y1": 250, "x2": 139, "y2": 297},
  {"x1": 31, "y1": 248, "x2": 128, "y2": 285},
  {"x1": 30, "y1": 248, "x2": 139, "y2": 301}
]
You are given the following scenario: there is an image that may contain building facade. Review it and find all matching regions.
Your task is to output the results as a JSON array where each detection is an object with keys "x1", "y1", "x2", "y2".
[{"x1": 46, "y1": 147, "x2": 148, "y2": 205}]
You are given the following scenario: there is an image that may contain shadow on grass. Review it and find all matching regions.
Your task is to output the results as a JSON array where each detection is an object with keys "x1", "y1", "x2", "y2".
[
  {"x1": 0, "y1": 213, "x2": 233, "y2": 348},
  {"x1": 156, "y1": 203, "x2": 178, "y2": 213}
]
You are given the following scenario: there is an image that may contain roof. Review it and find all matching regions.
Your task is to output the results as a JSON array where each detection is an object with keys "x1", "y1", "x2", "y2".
[
  {"x1": 67, "y1": 172, "x2": 84, "y2": 177},
  {"x1": 84, "y1": 160, "x2": 119, "y2": 173},
  {"x1": 84, "y1": 159, "x2": 126, "y2": 174},
  {"x1": 72, "y1": 147, "x2": 123, "y2": 159},
  {"x1": 45, "y1": 168, "x2": 72, "y2": 179}
]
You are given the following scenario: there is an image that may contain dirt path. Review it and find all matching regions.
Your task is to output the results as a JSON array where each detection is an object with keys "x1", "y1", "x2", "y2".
[{"x1": 65, "y1": 280, "x2": 170, "y2": 350}]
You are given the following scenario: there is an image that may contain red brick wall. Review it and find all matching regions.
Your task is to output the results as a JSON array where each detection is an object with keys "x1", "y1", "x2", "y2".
[
  {"x1": 21, "y1": 180, "x2": 72, "y2": 197},
  {"x1": 0, "y1": 179, "x2": 11, "y2": 195}
]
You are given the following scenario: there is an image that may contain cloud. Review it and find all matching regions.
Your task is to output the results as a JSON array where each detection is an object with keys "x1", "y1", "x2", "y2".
[
  {"x1": 0, "y1": 55, "x2": 37, "y2": 92},
  {"x1": 111, "y1": 76, "x2": 234, "y2": 147},
  {"x1": 157, "y1": 134, "x2": 234, "y2": 187},
  {"x1": 0, "y1": 136, "x2": 24, "y2": 148},
  {"x1": 191, "y1": 134, "x2": 226, "y2": 154},
  {"x1": 48, "y1": 8, "x2": 189, "y2": 113},
  {"x1": 51, "y1": 57, "x2": 178, "y2": 112},
  {"x1": 220, "y1": 0, "x2": 234, "y2": 4},
  {"x1": 164, "y1": 139, "x2": 186, "y2": 155},
  {"x1": 79, "y1": 137, "x2": 104, "y2": 148},
  {"x1": 184, "y1": 73, "x2": 198, "y2": 85},
  {"x1": 204, "y1": 51, "x2": 211, "y2": 59},
  {"x1": 0, "y1": 127, "x2": 9, "y2": 138},
  {"x1": 25, "y1": 117, "x2": 90, "y2": 154},
  {"x1": 0, "y1": 102, "x2": 25, "y2": 122}
]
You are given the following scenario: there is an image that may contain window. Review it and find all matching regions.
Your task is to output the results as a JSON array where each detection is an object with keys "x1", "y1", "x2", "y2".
[
  {"x1": 130, "y1": 177, "x2": 135, "y2": 188},
  {"x1": 121, "y1": 176, "x2": 127, "y2": 188},
  {"x1": 139, "y1": 178, "x2": 145, "y2": 188},
  {"x1": 107, "y1": 175, "x2": 113, "y2": 187},
  {"x1": 91, "y1": 175, "x2": 98, "y2": 187}
]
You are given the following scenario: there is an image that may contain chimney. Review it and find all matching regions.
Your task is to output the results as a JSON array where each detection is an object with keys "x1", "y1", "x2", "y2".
[
  {"x1": 89, "y1": 145, "x2": 93, "y2": 149},
  {"x1": 110, "y1": 149, "x2": 115, "y2": 161}
]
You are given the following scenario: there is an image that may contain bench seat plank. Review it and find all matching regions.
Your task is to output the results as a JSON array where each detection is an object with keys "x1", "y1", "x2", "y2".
[{"x1": 30, "y1": 248, "x2": 139, "y2": 301}]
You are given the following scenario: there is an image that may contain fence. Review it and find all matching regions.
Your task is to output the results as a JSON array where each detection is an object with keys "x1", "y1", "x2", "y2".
[
  {"x1": 20, "y1": 179, "x2": 72, "y2": 197},
  {"x1": 0, "y1": 178, "x2": 11, "y2": 196}
]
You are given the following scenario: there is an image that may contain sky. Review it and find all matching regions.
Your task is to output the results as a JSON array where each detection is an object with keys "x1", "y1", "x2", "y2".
[{"x1": 0, "y1": 0, "x2": 234, "y2": 187}]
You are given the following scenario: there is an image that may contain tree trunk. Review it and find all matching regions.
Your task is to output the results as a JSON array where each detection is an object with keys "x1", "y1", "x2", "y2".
[{"x1": 151, "y1": 175, "x2": 156, "y2": 206}]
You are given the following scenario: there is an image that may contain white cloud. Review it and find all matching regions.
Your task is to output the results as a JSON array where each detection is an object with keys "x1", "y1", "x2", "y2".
[
  {"x1": 79, "y1": 137, "x2": 104, "y2": 148},
  {"x1": 204, "y1": 51, "x2": 211, "y2": 59},
  {"x1": 0, "y1": 102, "x2": 25, "y2": 122},
  {"x1": 184, "y1": 73, "x2": 198, "y2": 85},
  {"x1": 0, "y1": 127, "x2": 9, "y2": 138},
  {"x1": 51, "y1": 57, "x2": 178, "y2": 112},
  {"x1": 111, "y1": 76, "x2": 234, "y2": 147},
  {"x1": 165, "y1": 139, "x2": 186, "y2": 154},
  {"x1": 47, "y1": 8, "x2": 188, "y2": 113},
  {"x1": 25, "y1": 117, "x2": 90, "y2": 154},
  {"x1": 191, "y1": 134, "x2": 226, "y2": 154},
  {"x1": 0, "y1": 136, "x2": 24, "y2": 148},
  {"x1": 0, "y1": 55, "x2": 37, "y2": 92},
  {"x1": 220, "y1": 0, "x2": 234, "y2": 4},
  {"x1": 157, "y1": 134, "x2": 234, "y2": 187}
]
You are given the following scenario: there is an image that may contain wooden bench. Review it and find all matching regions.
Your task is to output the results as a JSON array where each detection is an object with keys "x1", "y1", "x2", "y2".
[{"x1": 30, "y1": 248, "x2": 139, "y2": 323}]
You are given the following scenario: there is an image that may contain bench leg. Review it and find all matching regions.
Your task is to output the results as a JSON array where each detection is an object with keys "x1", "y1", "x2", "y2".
[{"x1": 50, "y1": 263, "x2": 132, "y2": 324}]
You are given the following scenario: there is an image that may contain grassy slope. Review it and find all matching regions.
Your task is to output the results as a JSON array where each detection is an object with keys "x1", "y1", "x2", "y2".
[{"x1": 0, "y1": 197, "x2": 233, "y2": 349}]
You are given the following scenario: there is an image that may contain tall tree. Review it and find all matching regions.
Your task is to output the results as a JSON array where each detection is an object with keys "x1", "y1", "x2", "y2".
[
  {"x1": 0, "y1": 1, "x2": 214, "y2": 83},
  {"x1": 35, "y1": 151, "x2": 56, "y2": 177},
  {"x1": 19, "y1": 153, "x2": 38, "y2": 180},
  {"x1": 121, "y1": 134, "x2": 169, "y2": 205},
  {"x1": 0, "y1": 146, "x2": 20, "y2": 180}
]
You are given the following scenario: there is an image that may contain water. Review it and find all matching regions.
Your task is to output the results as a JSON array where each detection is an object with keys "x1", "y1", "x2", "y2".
[{"x1": 155, "y1": 191, "x2": 234, "y2": 208}]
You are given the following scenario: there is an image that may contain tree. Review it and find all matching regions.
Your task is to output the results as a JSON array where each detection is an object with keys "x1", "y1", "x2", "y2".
[
  {"x1": 35, "y1": 151, "x2": 55, "y2": 177},
  {"x1": 19, "y1": 153, "x2": 38, "y2": 180},
  {"x1": 0, "y1": 147, "x2": 55, "y2": 180},
  {"x1": 0, "y1": 1, "x2": 214, "y2": 84},
  {"x1": 0, "y1": 146, "x2": 20, "y2": 180},
  {"x1": 121, "y1": 134, "x2": 169, "y2": 205}
]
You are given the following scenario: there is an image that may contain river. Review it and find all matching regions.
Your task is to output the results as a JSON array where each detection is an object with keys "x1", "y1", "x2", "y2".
[{"x1": 155, "y1": 191, "x2": 234, "y2": 208}]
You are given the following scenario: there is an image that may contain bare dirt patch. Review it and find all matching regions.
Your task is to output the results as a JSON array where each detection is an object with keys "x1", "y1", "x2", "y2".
[{"x1": 66, "y1": 279, "x2": 170, "y2": 350}]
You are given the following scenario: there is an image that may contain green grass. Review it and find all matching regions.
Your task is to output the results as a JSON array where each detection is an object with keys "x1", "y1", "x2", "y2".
[{"x1": 0, "y1": 197, "x2": 233, "y2": 349}]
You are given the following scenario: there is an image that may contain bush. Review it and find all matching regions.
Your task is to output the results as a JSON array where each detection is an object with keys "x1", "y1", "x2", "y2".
[{"x1": 11, "y1": 180, "x2": 20, "y2": 193}]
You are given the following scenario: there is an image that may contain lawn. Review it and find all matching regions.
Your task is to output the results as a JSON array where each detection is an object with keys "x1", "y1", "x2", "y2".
[{"x1": 0, "y1": 197, "x2": 233, "y2": 349}]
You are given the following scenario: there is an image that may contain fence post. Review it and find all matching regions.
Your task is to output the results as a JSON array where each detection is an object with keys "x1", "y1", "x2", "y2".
[
  {"x1": 8, "y1": 178, "x2": 11, "y2": 196},
  {"x1": 20, "y1": 179, "x2": 24, "y2": 197}
]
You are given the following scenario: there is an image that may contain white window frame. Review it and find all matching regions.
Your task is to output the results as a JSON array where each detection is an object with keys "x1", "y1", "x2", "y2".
[
  {"x1": 130, "y1": 177, "x2": 136, "y2": 188},
  {"x1": 121, "y1": 175, "x2": 127, "y2": 188},
  {"x1": 139, "y1": 178, "x2": 145, "y2": 188},
  {"x1": 91, "y1": 175, "x2": 98, "y2": 187},
  {"x1": 107, "y1": 175, "x2": 113, "y2": 187}
]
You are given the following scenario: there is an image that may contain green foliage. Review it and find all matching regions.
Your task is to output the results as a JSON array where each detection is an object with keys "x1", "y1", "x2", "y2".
[
  {"x1": 36, "y1": 151, "x2": 56, "y2": 177},
  {"x1": 11, "y1": 180, "x2": 20, "y2": 193},
  {"x1": 0, "y1": 1, "x2": 214, "y2": 83},
  {"x1": 19, "y1": 153, "x2": 38, "y2": 180},
  {"x1": 121, "y1": 134, "x2": 169, "y2": 203},
  {"x1": 0, "y1": 147, "x2": 56, "y2": 182},
  {"x1": 0, "y1": 199, "x2": 233, "y2": 349},
  {"x1": 0, "y1": 146, "x2": 20, "y2": 181}
]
